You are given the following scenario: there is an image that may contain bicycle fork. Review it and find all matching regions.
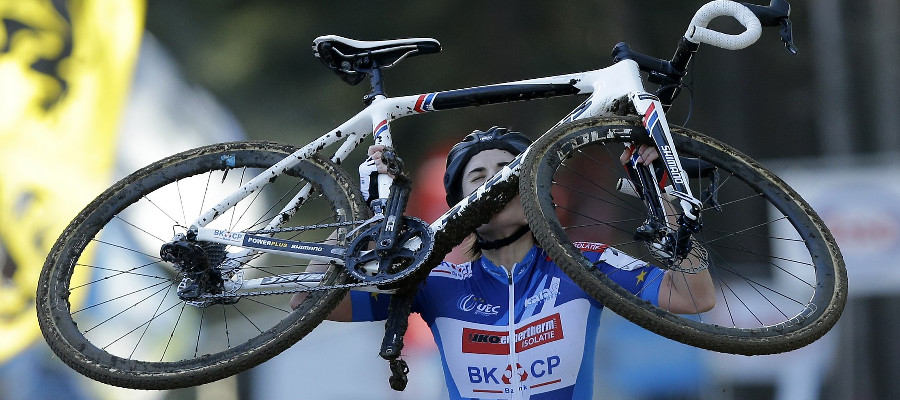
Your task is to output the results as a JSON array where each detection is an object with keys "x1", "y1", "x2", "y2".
[{"x1": 627, "y1": 93, "x2": 703, "y2": 266}]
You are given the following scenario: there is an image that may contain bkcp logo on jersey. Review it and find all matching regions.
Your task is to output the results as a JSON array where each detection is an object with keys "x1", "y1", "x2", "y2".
[
  {"x1": 466, "y1": 356, "x2": 563, "y2": 391},
  {"x1": 457, "y1": 294, "x2": 501, "y2": 316},
  {"x1": 502, "y1": 363, "x2": 527, "y2": 385}
]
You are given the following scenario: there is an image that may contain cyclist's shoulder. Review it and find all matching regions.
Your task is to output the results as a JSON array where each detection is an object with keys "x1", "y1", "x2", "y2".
[
  {"x1": 571, "y1": 241, "x2": 648, "y2": 271},
  {"x1": 429, "y1": 260, "x2": 475, "y2": 281}
]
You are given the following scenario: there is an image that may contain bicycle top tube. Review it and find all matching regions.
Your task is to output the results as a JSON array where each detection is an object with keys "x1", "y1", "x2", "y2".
[
  {"x1": 336, "y1": 58, "x2": 646, "y2": 177},
  {"x1": 190, "y1": 59, "x2": 645, "y2": 229},
  {"x1": 371, "y1": 58, "x2": 644, "y2": 125}
]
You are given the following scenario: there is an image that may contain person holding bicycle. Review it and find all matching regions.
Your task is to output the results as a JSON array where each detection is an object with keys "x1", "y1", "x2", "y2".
[
  {"x1": 40, "y1": 2, "x2": 845, "y2": 390},
  {"x1": 293, "y1": 126, "x2": 714, "y2": 400}
]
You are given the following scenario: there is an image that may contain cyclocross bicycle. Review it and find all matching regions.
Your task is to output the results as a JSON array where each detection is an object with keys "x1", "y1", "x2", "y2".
[{"x1": 37, "y1": 0, "x2": 846, "y2": 390}]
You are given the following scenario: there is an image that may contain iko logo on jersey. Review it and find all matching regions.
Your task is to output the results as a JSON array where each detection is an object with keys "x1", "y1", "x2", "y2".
[
  {"x1": 462, "y1": 328, "x2": 509, "y2": 355},
  {"x1": 457, "y1": 294, "x2": 501, "y2": 316},
  {"x1": 462, "y1": 313, "x2": 564, "y2": 355},
  {"x1": 516, "y1": 314, "x2": 564, "y2": 352}
]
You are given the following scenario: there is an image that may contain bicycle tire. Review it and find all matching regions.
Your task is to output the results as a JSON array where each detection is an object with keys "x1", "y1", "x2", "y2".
[
  {"x1": 37, "y1": 141, "x2": 367, "y2": 389},
  {"x1": 520, "y1": 117, "x2": 846, "y2": 355}
]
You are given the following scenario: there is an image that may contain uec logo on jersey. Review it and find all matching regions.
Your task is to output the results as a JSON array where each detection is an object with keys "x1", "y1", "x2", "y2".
[{"x1": 458, "y1": 294, "x2": 501, "y2": 316}]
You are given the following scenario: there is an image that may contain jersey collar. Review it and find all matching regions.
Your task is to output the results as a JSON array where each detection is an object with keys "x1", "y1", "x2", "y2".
[{"x1": 478, "y1": 245, "x2": 539, "y2": 284}]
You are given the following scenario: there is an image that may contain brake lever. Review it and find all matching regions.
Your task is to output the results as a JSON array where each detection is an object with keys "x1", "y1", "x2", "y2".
[
  {"x1": 740, "y1": 1, "x2": 798, "y2": 54},
  {"x1": 778, "y1": 17, "x2": 798, "y2": 54}
]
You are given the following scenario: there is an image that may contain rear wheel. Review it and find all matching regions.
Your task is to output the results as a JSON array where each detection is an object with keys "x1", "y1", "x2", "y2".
[
  {"x1": 520, "y1": 117, "x2": 847, "y2": 355},
  {"x1": 37, "y1": 141, "x2": 367, "y2": 389}
]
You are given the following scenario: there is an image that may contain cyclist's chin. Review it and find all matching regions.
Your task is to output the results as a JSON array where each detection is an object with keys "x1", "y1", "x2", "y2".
[{"x1": 478, "y1": 206, "x2": 528, "y2": 239}]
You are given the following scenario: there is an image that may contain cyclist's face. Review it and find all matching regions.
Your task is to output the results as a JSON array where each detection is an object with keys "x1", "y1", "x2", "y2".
[
  {"x1": 462, "y1": 149, "x2": 527, "y2": 237},
  {"x1": 460, "y1": 149, "x2": 513, "y2": 195}
]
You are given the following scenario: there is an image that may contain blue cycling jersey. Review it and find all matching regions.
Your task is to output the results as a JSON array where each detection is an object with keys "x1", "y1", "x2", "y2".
[{"x1": 350, "y1": 242, "x2": 664, "y2": 400}]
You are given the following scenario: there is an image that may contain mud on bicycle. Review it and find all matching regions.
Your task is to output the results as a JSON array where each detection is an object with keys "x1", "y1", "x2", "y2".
[{"x1": 37, "y1": 0, "x2": 846, "y2": 391}]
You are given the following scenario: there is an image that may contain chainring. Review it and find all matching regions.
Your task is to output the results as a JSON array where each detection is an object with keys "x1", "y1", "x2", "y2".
[{"x1": 343, "y1": 216, "x2": 434, "y2": 285}]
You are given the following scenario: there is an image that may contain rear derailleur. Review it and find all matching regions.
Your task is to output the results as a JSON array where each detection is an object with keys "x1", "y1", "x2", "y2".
[{"x1": 160, "y1": 233, "x2": 241, "y2": 307}]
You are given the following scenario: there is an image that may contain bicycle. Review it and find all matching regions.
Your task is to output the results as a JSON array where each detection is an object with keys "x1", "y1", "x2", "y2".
[{"x1": 37, "y1": 0, "x2": 846, "y2": 391}]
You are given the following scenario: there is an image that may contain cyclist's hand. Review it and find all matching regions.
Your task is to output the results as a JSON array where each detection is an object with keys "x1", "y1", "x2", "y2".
[
  {"x1": 620, "y1": 144, "x2": 658, "y2": 165},
  {"x1": 359, "y1": 145, "x2": 395, "y2": 204},
  {"x1": 366, "y1": 145, "x2": 395, "y2": 174}
]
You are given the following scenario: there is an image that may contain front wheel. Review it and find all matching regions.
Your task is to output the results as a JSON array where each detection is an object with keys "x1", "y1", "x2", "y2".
[
  {"x1": 37, "y1": 141, "x2": 368, "y2": 389},
  {"x1": 520, "y1": 117, "x2": 847, "y2": 355}
]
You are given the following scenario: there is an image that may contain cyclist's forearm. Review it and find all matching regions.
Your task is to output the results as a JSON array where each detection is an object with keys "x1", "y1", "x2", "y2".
[
  {"x1": 305, "y1": 230, "x2": 341, "y2": 272},
  {"x1": 291, "y1": 231, "x2": 354, "y2": 321},
  {"x1": 659, "y1": 268, "x2": 715, "y2": 313}
]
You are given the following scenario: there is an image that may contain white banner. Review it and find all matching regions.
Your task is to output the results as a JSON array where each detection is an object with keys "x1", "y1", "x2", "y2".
[{"x1": 775, "y1": 157, "x2": 900, "y2": 297}]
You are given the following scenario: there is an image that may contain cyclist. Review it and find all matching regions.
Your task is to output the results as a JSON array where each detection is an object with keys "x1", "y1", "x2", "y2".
[{"x1": 292, "y1": 127, "x2": 715, "y2": 400}]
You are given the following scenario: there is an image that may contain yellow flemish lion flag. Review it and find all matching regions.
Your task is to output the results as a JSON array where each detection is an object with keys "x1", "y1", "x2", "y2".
[{"x1": 0, "y1": 0, "x2": 144, "y2": 362}]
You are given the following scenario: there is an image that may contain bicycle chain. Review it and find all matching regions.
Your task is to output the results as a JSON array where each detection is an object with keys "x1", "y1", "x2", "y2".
[
  {"x1": 245, "y1": 220, "x2": 368, "y2": 235},
  {"x1": 196, "y1": 270, "x2": 413, "y2": 301},
  {"x1": 197, "y1": 221, "x2": 433, "y2": 301}
]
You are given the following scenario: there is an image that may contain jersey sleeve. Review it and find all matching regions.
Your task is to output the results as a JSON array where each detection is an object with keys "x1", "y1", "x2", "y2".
[
  {"x1": 348, "y1": 267, "x2": 440, "y2": 322},
  {"x1": 349, "y1": 291, "x2": 392, "y2": 322},
  {"x1": 574, "y1": 242, "x2": 664, "y2": 307}
]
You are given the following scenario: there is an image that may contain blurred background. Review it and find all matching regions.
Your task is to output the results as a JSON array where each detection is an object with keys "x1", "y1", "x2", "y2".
[{"x1": 0, "y1": 0, "x2": 896, "y2": 399}]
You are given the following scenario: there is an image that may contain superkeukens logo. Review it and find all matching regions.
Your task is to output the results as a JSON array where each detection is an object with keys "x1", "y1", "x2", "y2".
[
  {"x1": 524, "y1": 280, "x2": 560, "y2": 308},
  {"x1": 457, "y1": 294, "x2": 501, "y2": 316}
]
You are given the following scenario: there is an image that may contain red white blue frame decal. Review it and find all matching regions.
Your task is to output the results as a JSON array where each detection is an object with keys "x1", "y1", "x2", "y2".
[
  {"x1": 414, "y1": 93, "x2": 437, "y2": 113},
  {"x1": 642, "y1": 101, "x2": 659, "y2": 130},
  {"x1": 374, "y1": 119, "x2": 389, "y2": 137}
]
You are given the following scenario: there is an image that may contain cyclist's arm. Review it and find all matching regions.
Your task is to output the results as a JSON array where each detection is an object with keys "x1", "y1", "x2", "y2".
[
  {"x1": 294, "y1": 144, "x2": 397, "y2": 322},
  {"x1": 620, "y1": 145, "x2": 716, "y2": 313},
  {"x1": 289, "y1": 232, "x2": 354, "y2": 321},
  {"x1": 657, "y1": 208, "x2": 715, "y2": 314},
  {"x1": 657, "y1": 266, "x2": 715, "y2": 313}
]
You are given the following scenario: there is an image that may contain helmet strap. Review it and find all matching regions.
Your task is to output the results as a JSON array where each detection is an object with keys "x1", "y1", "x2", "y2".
[{"x1": 475, "y1": 225, "x2": 531, "y2": 251}]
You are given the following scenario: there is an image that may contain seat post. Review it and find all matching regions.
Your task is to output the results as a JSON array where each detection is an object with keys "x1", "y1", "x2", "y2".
[{"x1": 363, "y1": 66, "x2": 385, "y2": 105}]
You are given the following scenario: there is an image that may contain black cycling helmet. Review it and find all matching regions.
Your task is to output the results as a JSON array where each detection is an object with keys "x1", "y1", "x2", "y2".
[{"x1": 443, "y1": 126, "x2": 531, "y2": 206}]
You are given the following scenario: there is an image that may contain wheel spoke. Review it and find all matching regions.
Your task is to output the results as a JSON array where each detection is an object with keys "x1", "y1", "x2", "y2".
[
  {"x1": 38, "y1": 144, "x2": 364, "y2": 388},
  {"x1": 520, "y1": 118, "x2": 845, "y2": 355}
]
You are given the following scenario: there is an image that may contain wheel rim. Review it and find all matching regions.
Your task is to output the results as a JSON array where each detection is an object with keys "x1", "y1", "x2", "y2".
[
  {"x1": 523, "y1": 120, "x2": 846, "y2": 354},
  {"x1": 38, "y1": 143, "x2": 363, "y2": 387}
]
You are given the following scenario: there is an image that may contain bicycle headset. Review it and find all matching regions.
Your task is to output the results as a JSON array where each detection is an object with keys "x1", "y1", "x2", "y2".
[{"x1": 443, "y1": 126, "x2": 532, "y2": 206}]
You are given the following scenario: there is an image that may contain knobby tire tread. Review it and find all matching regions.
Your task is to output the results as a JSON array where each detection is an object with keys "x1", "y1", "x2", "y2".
[
  {"x1": 520, "y1": 117, "x2": 847, "y2": 355},
  {"x1": 37, "y1": 141, "x2": 367, "y2": 389}
]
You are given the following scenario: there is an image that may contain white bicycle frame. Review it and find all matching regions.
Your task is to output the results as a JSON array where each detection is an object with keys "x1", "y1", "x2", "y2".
[{"x1": 188, "y1": 0, "x2": 763, "y2": 294}]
